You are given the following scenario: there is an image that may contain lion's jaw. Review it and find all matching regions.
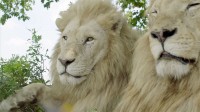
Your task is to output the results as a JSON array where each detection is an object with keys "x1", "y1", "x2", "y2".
[
  {"x1": 56, "y1": 18, "x2": 108, "y2": 85},
  {"x1": 148, "y1": 0, "x2": 200, "y2": 79}
]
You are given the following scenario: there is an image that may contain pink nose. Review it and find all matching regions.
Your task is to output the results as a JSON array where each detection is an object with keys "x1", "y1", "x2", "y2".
[
  {"x1": 58, "y1": 58, "x2": 75, "y2": 66},
  {"x1": 151, "y1": 28, "x2": 177, "y2": 43}
]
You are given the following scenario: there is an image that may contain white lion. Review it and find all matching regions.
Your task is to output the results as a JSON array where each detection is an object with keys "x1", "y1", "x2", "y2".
[
  {"x1": 114, "y1": 0, "x2": 200, "y2": 112},
  {"x1": 0, "y1": 0, "x2": 138, "y2": 111}
]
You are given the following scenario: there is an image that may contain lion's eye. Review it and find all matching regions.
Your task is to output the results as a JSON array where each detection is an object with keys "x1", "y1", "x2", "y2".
[
  {"x1": 85, "y1": 37, "x2": 94, "y2": 44},
  {"x1": 62, "y1": 36, "x2": 68, "y2": 40},
  {"x1": 187, "y1": 3, "x2": 200, "y2": 10}
]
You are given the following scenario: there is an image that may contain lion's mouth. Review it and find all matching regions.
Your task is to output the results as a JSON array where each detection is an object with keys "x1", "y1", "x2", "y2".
[
  {"x1": 159, "y1": 52, "x2": 195, "y2": 65},
  {"x1": 60, "y1": 72, "x2": 86, "y2": 78}
]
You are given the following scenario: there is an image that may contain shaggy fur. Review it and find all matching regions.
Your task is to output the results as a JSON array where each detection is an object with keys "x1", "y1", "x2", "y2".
[
  {"x1": 114, "y1": 0, "x2": 200, "y2": 112},
  {"x1": 49, "y1": 0, "x2": 138, "y2": 111},
  {"x1": 0, "y1": 0, "x2": 138, "y2": 111}
]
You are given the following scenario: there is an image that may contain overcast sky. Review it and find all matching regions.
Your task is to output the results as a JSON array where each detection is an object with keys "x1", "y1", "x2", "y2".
[{"x1": 0, "y1": 0, "x2": 79, "y2": 59}]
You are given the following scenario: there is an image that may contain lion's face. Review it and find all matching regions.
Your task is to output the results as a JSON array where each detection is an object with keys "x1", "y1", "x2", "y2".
[
  {"x1": 56, "y1": 18, "x2": 108, "y2": 85},
  {"x1": 148, "y1": 0, "x2": 200, "y2": 78}
]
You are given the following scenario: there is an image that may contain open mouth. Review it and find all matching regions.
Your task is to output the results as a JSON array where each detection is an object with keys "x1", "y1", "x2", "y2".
[
  {"x1": 159, "y1": 52, "x2": 195, "y2": 65},
  {"x1": 60, "y1": 72, "x2": 87, "y2": 78}
]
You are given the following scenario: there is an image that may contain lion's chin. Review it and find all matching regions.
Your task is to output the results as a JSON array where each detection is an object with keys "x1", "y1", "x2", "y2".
[
  {"x1": 59, "y1": 74, "x2": 87, "y2": 85},
  {"x1": 156, "y1": 60, "x2": 192, "y2": 79}
]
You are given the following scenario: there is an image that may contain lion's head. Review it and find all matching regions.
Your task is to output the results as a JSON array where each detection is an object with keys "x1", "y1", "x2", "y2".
[
  {"x1": 147, "y1": 0, "x2": 200, "y2": 79},
  {"x1": 55, "y1": 17, "x2": 110, "y2": 85},
  {"x1": 50, "y1": 0, "x2": 136, "y2": 91},
  {"x1": 114, "y1": 1, "x2": 200, "y2": 111}
]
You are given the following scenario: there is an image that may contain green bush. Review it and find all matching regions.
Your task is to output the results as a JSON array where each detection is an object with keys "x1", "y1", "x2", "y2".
[{"x1": 0, "y1": 29, "x2": 48, "y2": 111}]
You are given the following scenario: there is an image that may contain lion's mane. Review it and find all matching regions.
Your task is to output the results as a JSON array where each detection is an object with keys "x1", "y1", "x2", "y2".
[{"x1": 49, "y1": 0, "x2": 138, "y2": 111}]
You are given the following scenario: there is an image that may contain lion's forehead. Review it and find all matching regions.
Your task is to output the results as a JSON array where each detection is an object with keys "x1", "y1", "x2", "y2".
[
  {"x1": 149, "y1": 0, "x2": 200, "y2": 26},
  {"x1": 151, "y1": 0, "x2": 193, "y2": 13},
  {"x1": 62, "y1": 18, "x2": 80, "y2": 37},
  {"x1": 62, "y1": 19, "x2": 103, "y2": 41}
]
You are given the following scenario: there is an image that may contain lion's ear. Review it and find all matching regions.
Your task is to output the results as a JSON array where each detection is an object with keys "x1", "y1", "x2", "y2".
[
  {"x1": 108, "y1": 15, "x2": 124, "y2": 34},
  {"x1": 55, "y1": 11, "x2": 69, "y2": 32},
  {"x1": 97, "y1": 12, "x2": 124, "y2": 34},
  {"x1": 56, "y1": 18, "x2": 65, "y2": 32},
  {"x1": 111, "y1": 18, "x2": 123, "y2": 33}
]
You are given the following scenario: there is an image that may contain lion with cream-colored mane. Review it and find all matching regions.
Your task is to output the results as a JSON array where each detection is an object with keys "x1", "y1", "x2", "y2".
[
  {"x1": 114, "y1": 0, "x2": 200, "y2": 112},
  {"x1": 0, "y1": 0, "x2": 138, "y2": 111}
]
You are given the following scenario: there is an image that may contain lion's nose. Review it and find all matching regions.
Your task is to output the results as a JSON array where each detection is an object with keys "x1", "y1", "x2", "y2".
[
  {"x1": 151, "y1": 28, "x2": 177, "y2": 43},
  {"x1": 58, "y1": 58, "x2": 75, "y2": 66}
]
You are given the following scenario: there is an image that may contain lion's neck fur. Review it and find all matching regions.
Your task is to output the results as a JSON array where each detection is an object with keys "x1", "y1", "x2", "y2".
[{"x1": 117, "y1": 34, "x2": 200, "y2": 112}]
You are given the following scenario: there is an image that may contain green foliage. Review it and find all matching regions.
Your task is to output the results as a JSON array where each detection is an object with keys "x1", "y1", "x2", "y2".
[
  {"x1": 27, "y1": 29, "x2": 49, "y2": 84},
  {"x1": 117, "y1": 0, "x2": 147, "y2": 29},
  {"x1": 0, "y1": 0, "x2": 59, "y2": 25},
  {"x1": 41, "y1": 0, "x2": 59, "y2": 8},
  {"x1": 0, "y1": 29, "x2": 48, "y2": 111},
  {"x1": 0, "y1": 56, "x2": 30, "y2": 99}
]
